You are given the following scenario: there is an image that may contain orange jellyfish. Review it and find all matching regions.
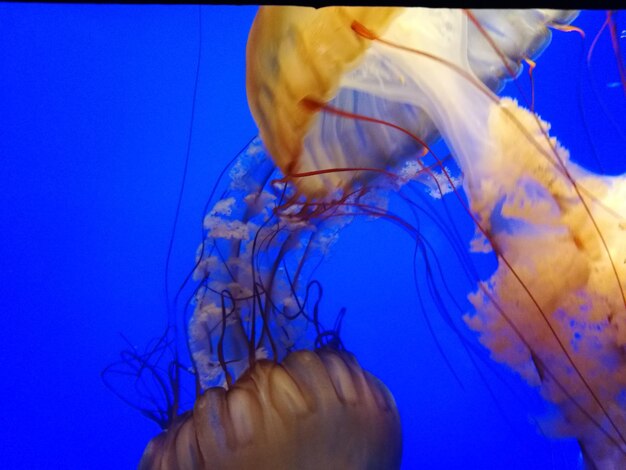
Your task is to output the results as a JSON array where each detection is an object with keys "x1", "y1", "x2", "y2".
[{"x1": 246, "y1": 7, "x2": 626, "y2": 469}]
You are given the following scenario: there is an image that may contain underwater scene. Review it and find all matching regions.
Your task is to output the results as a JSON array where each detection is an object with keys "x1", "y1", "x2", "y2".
[{"x1": 2, "y1": 5, "x2": 625, "y2": 470}]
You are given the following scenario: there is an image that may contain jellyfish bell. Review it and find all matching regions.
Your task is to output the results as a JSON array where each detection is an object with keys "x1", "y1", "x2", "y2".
[
  {"x1": 246, "y1": 6, "x2": 626, "y2": 469},
  {"x1": 246, "y1": 7, "x2": 578, "y2": 198},
  {"x1": 139, "y1": 348, "x2": 401, "y2": 470}
]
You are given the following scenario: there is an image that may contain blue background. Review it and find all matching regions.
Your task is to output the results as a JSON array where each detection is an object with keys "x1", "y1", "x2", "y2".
[{"x1": 1, "y1": 5, "x2": 624, "y2": 469}]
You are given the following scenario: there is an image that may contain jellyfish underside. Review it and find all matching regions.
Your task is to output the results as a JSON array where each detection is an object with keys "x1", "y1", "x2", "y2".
[
  {"x1": 247, "y1": 6, "x2": 626, "y2": 469},
  {"x1": 246, "y1": 7, "x2": 578, "y2": 197}
]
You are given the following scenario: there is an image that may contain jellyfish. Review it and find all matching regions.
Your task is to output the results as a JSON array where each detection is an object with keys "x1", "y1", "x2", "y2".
[
  {"x1": 245, "y1": 6, "x2": 626, "y2": 469},
  {"x1": 138, "y1": 348, "x2": 401, "y2": 469},
  {"x1": 124, "y1": 139, "x2": 402, "y2": 469}
]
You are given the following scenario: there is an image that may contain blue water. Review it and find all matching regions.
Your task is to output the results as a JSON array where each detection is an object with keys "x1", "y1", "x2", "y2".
[{"x1": 1, "y1": 6, "x2": 624, "y2": 469}]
